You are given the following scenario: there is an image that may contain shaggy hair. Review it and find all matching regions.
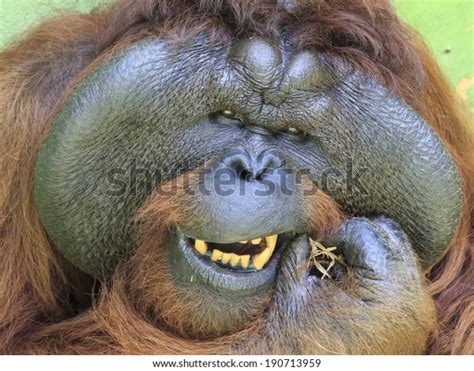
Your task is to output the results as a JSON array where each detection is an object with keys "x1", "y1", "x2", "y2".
[{"x1": 0, "y1": 0, "x2": 472, "y2": 354}]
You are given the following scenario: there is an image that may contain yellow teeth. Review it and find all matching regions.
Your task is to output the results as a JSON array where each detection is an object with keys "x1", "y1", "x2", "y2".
[
  {"x1": 238, "y1": 238, "x2": 262, "y2": 245},
  {"x1": 211, "y1": 249, "x2": 223, "y2": 261},
  {"x1": 265, "y1": 235, "x2": 277, "y2": 252},
  {"x1": 194, "y1": 234, "x2": 279, "y2": 271},
  {"x1": 221, "y1": 253, "x2": 232, "y2": 264},
  {"x1": 253, "y1": 234, "x2": 278, "y2": 270},
  {"x1": 230, "y1": 253, "x2": 240, "y2": 267},
  {"x1": 240, "y1": 255, "x2": 250, "y2": 269},
  {"x1": 252, "y1": 246, "x2": 272, "y2": 270},
  {"x1": 195, "y1": 240, "x2": 208, "y2": 255}
]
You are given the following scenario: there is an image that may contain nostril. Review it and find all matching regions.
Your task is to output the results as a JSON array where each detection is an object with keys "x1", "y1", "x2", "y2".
[
  {"x1": 233, "y1": 160, "x2": 254, "y2": 181},
  {"x1": 225, "y1": 150, "x2": 284, "y2": 183},
  {"x1": 228, "y1": 154, "x2": 256, "y2": 182},
  {"x1": 240, "y1": 167, "x2": 256, "y2": 182},
  {"x1": 254, "y1": 168, "x2": 268, "y2": 181}
]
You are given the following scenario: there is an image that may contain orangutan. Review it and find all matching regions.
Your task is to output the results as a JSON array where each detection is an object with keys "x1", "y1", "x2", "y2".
[{"x1": 0, "y1": 0, "x2": 472, "y2": 354}]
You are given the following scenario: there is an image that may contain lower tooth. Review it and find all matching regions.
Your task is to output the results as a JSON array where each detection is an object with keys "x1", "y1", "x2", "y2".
[
  {"x1": 211, "y1": 249, "x2": 223, "y2": 261},
  {"x1": 253, "y1": 247, "x2": 271, "y2": 270},
  {"x1": 240, "y1": 255, "x2": 250, "y2": 269},
  {"x1": 195, "y1": 240, "x2": 208, "y2": 255},
  {"x1": 230, "y1": 253, "x2": 240, "y2": 267},
  {"x1": 221, "y1": 253, "x2": 232, "y2": 264}
]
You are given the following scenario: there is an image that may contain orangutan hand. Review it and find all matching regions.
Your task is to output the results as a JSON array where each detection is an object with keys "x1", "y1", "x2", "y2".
[{"x1": 258, "y1": 217, "x2": 437, "y2": 354}]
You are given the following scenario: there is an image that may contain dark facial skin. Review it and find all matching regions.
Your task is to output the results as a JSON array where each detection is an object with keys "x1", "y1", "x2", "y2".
[{"x1": 34, "y1": 35, "x2": 461, "y2": 347}]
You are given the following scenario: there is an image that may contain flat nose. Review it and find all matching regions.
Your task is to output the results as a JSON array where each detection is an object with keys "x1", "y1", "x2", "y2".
[{"x1": 225, "y1": 150, "x2": 284, "y2": 182}]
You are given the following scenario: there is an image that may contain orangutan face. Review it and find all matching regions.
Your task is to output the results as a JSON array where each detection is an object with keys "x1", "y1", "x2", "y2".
[
  {"x1": 32, "y1": 30, "x2": 461, "y2": 350},
  {"x1": 0, "y1": 0, "x2": 469, "y2": 355}
]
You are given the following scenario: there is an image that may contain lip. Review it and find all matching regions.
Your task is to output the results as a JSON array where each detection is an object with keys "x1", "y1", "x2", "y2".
[{"x1": 168, "y1": 226, "x2": 294, "y2": 297}]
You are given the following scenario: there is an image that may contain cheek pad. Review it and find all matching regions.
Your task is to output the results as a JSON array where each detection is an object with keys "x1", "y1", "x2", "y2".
[{"x1": 34, "y1": 37, "x2": 231, "y2": 277}]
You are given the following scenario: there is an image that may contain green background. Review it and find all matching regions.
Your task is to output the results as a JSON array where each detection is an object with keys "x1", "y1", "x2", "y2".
[{"x1": 0, "y1": 0, "x2": 473, "y2": 106}]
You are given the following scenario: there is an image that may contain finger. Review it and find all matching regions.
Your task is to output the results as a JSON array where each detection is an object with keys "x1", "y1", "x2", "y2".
[{"x1": 324, "y1": 217, "x2": 392, "y2": 275}]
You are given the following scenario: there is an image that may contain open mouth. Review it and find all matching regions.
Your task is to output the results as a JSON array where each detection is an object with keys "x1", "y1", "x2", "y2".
[
  {"x1": 170, "y1": 227, "x2": 295, "y2": 295},
  {"x1": 190, "y1": 235, "x2": 279, "y2": 271}
]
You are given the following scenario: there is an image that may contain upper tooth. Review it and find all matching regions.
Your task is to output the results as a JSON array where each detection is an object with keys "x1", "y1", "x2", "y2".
[
  {"x1": 195, "y1": 240, "x2": 208, "y2": 255},
  {"x1": 252, "y1": 246, "x2": 272, "y2": 270},
  {"x1": 230, "y1": 253, "x2": 240, "y2": 267},
  {"x1": 211, "y1": 249, "x2": 223, "y2": 261},
  {"x1": 204, "y1": 235, "x2": 278, "y2": 270},
  {"x1": 265, "y1": 235, "x2": 278, "y2": 253}
]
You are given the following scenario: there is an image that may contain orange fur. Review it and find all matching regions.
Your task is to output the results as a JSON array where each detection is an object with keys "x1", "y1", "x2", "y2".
[{"x1": 0, "y1": 0, "x2": 472, "y2": 354}]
